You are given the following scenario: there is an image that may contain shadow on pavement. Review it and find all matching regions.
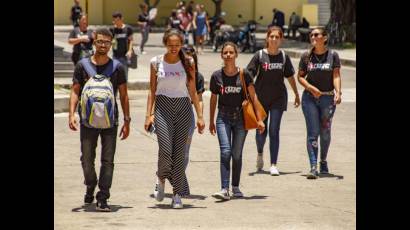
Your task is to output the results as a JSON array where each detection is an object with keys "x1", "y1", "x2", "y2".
[
  {"x1": 279, "y1": 171, "x2": 302, "y2": 175},
  {"x1": 72, "y1": 204, "x2": 133, "y2": 212},
  {"x1": 147, "y1": 204, "x2": 206, "y2": 209},
  {"x1": 248, "y1": 170, "x2": 302, "y2": 176},
  {"x1": 149, "y1": 193, "x2": 207, "y2": 200},
  {"x1": 248, "y1": 170, "x2": 270, "y2": 176},
  {"x1": 300, "y1": 173, "x2": 344, "y2": 180},
  {"x1": 213, "y1": 195, "x2": 268, "y2": 202}
]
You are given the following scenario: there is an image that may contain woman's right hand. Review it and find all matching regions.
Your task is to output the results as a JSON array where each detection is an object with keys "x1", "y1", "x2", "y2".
[
  {"x1": 144, "y1": 115, "x2": 154, "y2": 132},
  {"x1": 257, "y1": 120, "x2": 265, "y2": 134},
  {"x1": 308, "y1": 85, "x2": 322, "y2": 99},
  {"x1": 209, "y1": 123, "x2": 216, "y2": 136}
]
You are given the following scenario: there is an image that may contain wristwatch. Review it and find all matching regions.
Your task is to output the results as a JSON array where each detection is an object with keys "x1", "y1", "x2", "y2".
[{"x1": 124, "y1": 116, "x2": 131, "y2": 123}]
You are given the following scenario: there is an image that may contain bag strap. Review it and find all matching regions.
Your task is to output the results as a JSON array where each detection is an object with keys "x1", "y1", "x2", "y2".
[
  {"x1": 101, "y1": 59, "x2": 120, "y2": 77},
  {"x1": 327, "y1": 49, "x2": 334, "y2": 69},
  {"x1": 80, "y1": 58, "x2": 119, "y2": 78},
  {"x1": 255, "y1": 49, "x2": 263, "y2": 81},
  {"x1": 80, "y1": 58, "x2": 97, "y2": 77},
  {"x1": 239, "y1": 68, "x2": 250, "y2": 101},
  {"x1": 280, "y1": 49, "x2": 286, "y2": 73}
]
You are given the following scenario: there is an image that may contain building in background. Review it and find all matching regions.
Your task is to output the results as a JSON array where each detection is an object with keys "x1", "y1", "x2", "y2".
[{"x1": 54, "y1": 0, "x2": 331, "y2": 27}]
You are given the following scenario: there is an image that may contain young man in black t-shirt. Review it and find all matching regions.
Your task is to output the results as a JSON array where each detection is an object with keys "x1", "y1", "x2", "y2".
[
  {"x1": 70, "y1": 0, "x2": 82, "y2": 28},
  {"x1": 110, "y1": 11, "x2": 134, "y2": 80},
  {"x1": 68, "y1": 28, "x2": 130, "y2": 212},
  {"x1": 68, "y1": 14, "x2": 94, "y2": 65}
]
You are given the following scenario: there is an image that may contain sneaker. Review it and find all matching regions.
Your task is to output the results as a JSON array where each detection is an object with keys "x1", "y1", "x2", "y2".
[
  {"x1": 84, "y1": 186, "x2": 95, "y2": 205},
  {"x1": 212, "y1": 189, "x2": 230, "y2": 200},
  {"x1": 269, "y1": 165, "x2": 280, "y2": 176},
  {"x1": 154, "y1": 178, "x2": 165, "y2": 202},
  {"x1": 96, "y1": 200, "x2": 111, "y2": 212},
  {"x1": 320, "y1": 161, "x2": 329, "y2": 174},
  {"x1": 232, "y1": 186, "x2": 243, "y2": 198},
  {"x1": 307, "y1": 166, "x2": 319, "y2": 179},
  {"x1": 171, "y1": 194, "x2": 183, "y2": 209},
  {"x1": 84, "y1": 194, "x2": 94, "y2": 205},
  {"x1": 256, "y1": 154, "x2": 264, "y2": 171}
]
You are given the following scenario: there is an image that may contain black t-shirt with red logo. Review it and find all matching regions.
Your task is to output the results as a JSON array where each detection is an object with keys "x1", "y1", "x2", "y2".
[
  {"x1": 246, "y1": 50, "x2": 295, "y2": 111},
  {"x1": 299, "y1": 50, "x2": 341, "y2": 92},
  {"x1": 210, "y1": 69, "x2": 253, "y2": 109}
]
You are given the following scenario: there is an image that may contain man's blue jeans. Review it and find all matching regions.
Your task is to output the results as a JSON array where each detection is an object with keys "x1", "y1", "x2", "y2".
[
  {"x1": 216, "y1": 110, "x2": 248, "y2": 189},
  {"x1": 255, "y1": 107, "x2": 284, "y2": 165},
  {"x1": 301, "y1": 91, "x2": 336, "y2": 167}
]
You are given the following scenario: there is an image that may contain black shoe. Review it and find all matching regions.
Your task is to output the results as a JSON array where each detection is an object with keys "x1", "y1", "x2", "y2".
[
  {"x1": 84, "y1": 194, "x2": 94, "y2": 205},
  {"x1": 320, "y1": 161, "x2": 329, "y2": 174},
  {"x1": 96, "y1": 200, "x2": 111, "y2": 212},
  {"x1": 307, "y1": 166, "x2": 319, "y2": 179},
  {"x1": 84, "y1": 186, "x2": 95, "y2": 205}
]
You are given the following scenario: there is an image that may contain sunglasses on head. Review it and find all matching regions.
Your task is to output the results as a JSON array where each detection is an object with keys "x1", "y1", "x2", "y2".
[{"x1": 182, "y1": 47, "x2": 195, "y2": 53}]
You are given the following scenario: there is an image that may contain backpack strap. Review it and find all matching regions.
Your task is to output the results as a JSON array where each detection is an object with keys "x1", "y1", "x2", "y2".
[
  {"x1": 327, "y1": 49, "x2": 334, "y2": 69},
  {"x1": 79, "y1": 58, "x2": 97, "y2": 77},
  {"x1": 255, "y1": 49, "x2": 264, "y2": 82},
  {"x1": 79, "y1": 58, "x2": 120, "y2": 78},
  {"x1": 215, "y1": 68, "x2": 223, "y2": 87},
  {"x1": 101, "y1": 59, "x2": 120, "y2": 77},
  {"x1": 280, "y1": 49, "x2": 286, "y2": 74}
]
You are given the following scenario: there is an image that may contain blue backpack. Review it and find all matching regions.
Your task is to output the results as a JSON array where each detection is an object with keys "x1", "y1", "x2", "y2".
[{"x1": 79, "y1": 58, "x2": 120, "y2": 129}]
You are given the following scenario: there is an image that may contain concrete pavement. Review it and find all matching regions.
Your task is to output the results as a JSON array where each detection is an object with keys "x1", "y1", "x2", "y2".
[
  {"x1": 54, "y1": 28, "x2": 356, "y2": 229},
  {"x1": 54, "y1": 90, "x2": 356, "y2": 229}
]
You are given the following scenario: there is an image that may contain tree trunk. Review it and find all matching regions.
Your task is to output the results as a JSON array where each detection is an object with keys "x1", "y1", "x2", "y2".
[
  {"x1": 144, "y1": 0, "x2": 160, "y2": 9},
  {"x1": 328, "y1": 0, "x2": 356, "y2": 44},
  {"x1": 212, "y1": 0, "x2": 223, "y2": 17}
]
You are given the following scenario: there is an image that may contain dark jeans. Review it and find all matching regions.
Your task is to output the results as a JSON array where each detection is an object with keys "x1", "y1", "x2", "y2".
[
  {"x1": 301, "y1": 91, "x2": 336, "y2": 167},
  {"x1": 216, "y1": 109, "x2": 248, "y2": 189},
  {"x1": 80, "y1": 125, "x2": 118, "y2": 201},
  {"x1": 255, "y1": 107, "x2": 284, "y2": 164}
]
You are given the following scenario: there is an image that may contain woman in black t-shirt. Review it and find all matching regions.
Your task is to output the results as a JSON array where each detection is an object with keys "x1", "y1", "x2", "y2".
[
  {"x1": 246, "y1": 26, "x2": 300, "y2": 176},
  {"x1": 297, "y1": 27, "x2": 342, "y2": 179},
  {"x1": 209, "y1": 42, "x2": 265, "y2": 200}
]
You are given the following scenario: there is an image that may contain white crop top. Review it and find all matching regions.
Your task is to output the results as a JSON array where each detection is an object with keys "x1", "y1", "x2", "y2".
[{"x1": 151, "y1": 55, "x2": 193, "y2": 98}]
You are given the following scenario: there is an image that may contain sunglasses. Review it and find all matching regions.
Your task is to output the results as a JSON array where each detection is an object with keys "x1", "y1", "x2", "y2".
[{"x1": 310, "y1": 33, "x2": 321, "y2": 38}]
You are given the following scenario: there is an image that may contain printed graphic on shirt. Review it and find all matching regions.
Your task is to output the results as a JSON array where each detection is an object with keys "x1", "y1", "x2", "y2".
[
  {"x1": 308, "y1": 62, "x2": 331, "y2": 71},
  {"x1": 115, "y1": 33, "x2": 128, "y2": 39},
  {"x1": 158, "y1": 70, "x2": 186, "y2": 78},
  {"x1": 220, "y1": 85, "x2": 241, "y2": 95},
  {"x1": 262, "y1": 62, "x2": 283, "y2": 71}
]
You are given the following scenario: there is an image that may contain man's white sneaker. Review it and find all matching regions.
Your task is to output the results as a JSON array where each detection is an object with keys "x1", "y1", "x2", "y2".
[
  {"x1": 232, "y1": 186, "x2": 243, "y2": 198},
  {"x1": 171, "y1": 194, "x2": 183, "y2": 209},
  {"x1": 154, "y1": 178, "x2": 165, "y2": 202},
  {"x1": 212, "y1": 189, "x2": 230, "y2": 200},
  {"x1": 269, "y1": 165, "x2": 280, "y2": 176},
  {"x1": 256, "y1": 155, "x2": 264, "y2": 171}
]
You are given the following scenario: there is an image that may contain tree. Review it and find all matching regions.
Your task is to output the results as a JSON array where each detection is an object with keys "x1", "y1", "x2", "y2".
[
  {"x1": 327, "y1": 0, "x2": 356, "y2": 44},
  {"x1": 211, "y1": 0, "x2": 223, "y2": 17}
]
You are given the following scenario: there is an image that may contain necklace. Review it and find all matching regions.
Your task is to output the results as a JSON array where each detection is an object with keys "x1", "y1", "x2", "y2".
[
  {"x1": 313, "y1": 50, "x2": 328, "y2": 63},
  {"x1": 313, "y1": 53, "x2": 327, "y2": 63}
]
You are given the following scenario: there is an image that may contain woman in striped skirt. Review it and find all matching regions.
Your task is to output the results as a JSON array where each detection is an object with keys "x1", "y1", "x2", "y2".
[{"x1": 144, "y1": 28, "x2": 205, "y2": 209}]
